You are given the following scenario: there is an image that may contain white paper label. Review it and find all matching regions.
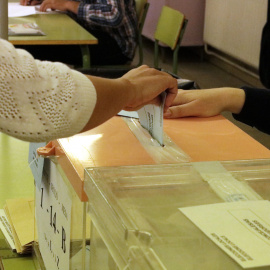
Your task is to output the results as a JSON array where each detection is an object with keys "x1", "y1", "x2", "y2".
[
  {"x1": 179, "y1": 201, "x2": 270, "y2": 268},
  {"x1": 35, "y1": 160, "x2": 72, "y2": 270}
]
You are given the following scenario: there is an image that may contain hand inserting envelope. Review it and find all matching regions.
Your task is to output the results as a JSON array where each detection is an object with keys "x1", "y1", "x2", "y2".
[{"x1": 137, "y1": 92, "x2": 166, "y2": 146}]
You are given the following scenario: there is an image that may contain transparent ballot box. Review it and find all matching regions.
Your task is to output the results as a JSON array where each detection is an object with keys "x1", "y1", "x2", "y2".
[
  {"x1": 30, "y1": 111, "x2": 270, "y2": 270},
  {"x1": 30, "y1": 141, "x2": 91, "y2": 270},
  {"x1": 84, "y1": 159, "x2": 270, "y2": 270}
]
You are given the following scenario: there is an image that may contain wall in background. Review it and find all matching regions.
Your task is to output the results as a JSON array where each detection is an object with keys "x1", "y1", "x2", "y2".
[
  {"x1": 142, "y1": 0, "x2": 206, "y2": 46},
  {"x1": 204, "y1": 0, "x2": 267, "y2": 69}
]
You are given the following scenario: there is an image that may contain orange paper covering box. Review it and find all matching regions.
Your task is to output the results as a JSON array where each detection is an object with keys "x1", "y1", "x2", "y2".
[{"x1": 46, "y1": 115, "x2": 270, "y2": 201}]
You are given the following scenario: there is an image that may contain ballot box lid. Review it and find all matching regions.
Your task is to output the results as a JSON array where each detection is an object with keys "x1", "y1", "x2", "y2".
[
  {"x1": 54, "y1": 116, "x2": 270, "y2": 202},
  {"x1": 84, "y1": 159, "x2": 270, "y2": 270}
]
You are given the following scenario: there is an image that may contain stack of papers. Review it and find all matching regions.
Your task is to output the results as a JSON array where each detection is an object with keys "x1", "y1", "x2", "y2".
[
  {"x1": 0, "y1": 198, "x2": 34, "y2": 254},
  {"x1": 8, "y1": 23, "x2": 45, "y2": 36}
]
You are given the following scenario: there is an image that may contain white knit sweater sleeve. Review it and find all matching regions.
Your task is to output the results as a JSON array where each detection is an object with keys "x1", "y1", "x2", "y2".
[{"x1": 0, "y1": 39, "x2": 97, "y2": 142}]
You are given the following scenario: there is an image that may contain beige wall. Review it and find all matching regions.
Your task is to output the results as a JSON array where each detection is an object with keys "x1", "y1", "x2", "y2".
[
  {"x1": 142, "y1": 0, "x2": 206, "y2": 46},
  {"x1": 204, "y1": 0, "x2": 267, "y2": 68}
]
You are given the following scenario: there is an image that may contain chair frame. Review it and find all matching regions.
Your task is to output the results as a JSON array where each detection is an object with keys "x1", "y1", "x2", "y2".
[{"x1": 136, "y1": 1, "x2": 150, "y2": 66}]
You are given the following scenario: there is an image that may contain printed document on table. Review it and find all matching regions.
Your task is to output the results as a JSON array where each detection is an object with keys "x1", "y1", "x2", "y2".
[
  {"x1": 8, "y1": 3, "x2": 63, "y2": 17},
  {"x1": 137, "y1": 92, "x2": 166, "y2": 146},
  {"x1": 8, "y1": 23, "x2": 45, "y2": 36},
  {"x1": 8, "y1": 3, "x2": 36, "y2": 17},
  {"x1": 179, "y1": 200, "x2": 270, "y2": 269}
]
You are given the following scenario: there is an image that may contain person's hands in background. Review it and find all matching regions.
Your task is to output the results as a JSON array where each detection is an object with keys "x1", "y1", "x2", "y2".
[
  {"x1": 39, "y1": 0, "x2": 79, "y2": 13},
  {"x1": 164, "y1": 88, "x2": 246, "y2": 118},
  {"x1": 20, "y1": 0, "x2": 42, "y2": 6}
]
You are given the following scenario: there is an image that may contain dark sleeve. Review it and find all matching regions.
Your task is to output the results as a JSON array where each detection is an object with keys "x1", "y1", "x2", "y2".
[{"x1": 232, "y1": 86, "x2": 270, "y2": 134}]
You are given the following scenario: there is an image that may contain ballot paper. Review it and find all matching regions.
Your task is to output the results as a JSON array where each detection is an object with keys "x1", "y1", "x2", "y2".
[
  {"x1": 179, "y1": 200, "x2": 270, "y2": 269},
  {"x1": 137, "y1": 92, "x2": 166, "y2": 146}
]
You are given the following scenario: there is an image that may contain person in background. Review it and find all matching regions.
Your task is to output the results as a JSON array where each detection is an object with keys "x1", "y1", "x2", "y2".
[
  {"x1": 164, "y1": 86, "x2": 270, "y2": 135},
  {"x1": 19, "y1": 0, "x2": 137, "y2": 66},
  {"x1": 0, "y1": 38, "x2": 177, "y2": 142}
]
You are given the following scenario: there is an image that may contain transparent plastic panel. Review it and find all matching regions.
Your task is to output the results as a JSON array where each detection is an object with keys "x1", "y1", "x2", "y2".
[{"x1": 85, "y1": 159, "x2": 270, "y2": 270}]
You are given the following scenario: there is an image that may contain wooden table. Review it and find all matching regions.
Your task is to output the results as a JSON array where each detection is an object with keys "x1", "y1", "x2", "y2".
[{"x1": 9, "y1": 13, "x2": 98, "y2": 68}]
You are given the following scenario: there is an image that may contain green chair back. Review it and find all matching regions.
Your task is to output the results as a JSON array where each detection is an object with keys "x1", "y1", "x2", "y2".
[{"x1": 154, "y1": 6, "x2": 188, "y2": 75}]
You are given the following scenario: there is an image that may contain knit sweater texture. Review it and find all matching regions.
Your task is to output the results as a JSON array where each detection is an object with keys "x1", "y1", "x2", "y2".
[{"x1": 0, "y1": 39, "x2": 96, "y2": 142}]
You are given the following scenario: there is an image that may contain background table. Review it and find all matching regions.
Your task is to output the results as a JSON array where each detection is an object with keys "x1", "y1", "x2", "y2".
[
  {"x1": 9, "y1": 13, "x2": 98, "y2": 68},
  {"x1": 0, "y1": 133, "x2": 35, "y2": 269}
]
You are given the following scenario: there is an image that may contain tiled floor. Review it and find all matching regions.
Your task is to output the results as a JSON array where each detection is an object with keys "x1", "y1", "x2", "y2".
[{"x1": 134, "y1": 38, "x2": 270, "y2": 149}]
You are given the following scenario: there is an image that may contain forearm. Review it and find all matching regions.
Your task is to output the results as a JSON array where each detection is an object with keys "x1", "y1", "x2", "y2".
[
  {"x1": 0, "y1": 39, "x2": 95, "y2": 142},
  {"x1": 219, "y1": 87, "x2": 246, "y2": 114},
  {"x1": 65, "y1": 1, "x2": 79, "y2": 14},
  {"x1": 81, "y1": 76, "x2": 133, "y2": 131}
]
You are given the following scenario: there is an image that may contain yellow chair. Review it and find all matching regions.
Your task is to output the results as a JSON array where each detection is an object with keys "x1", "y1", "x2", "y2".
[
  {"x1": 79, "y1": 0, "x2": 149, "y2": 77},
  {"x1": 154, "y1": 6, "x2": 188, "y2": 75}
]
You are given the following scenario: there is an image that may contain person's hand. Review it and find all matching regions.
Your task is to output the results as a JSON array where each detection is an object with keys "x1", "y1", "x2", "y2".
[
  {"x1": 82, "y1": 65, "x2": 177, "y2": 131},
  {"x1": 164, "y1": 88, "x2": 246, "y2": 118},
  {"x1": 20, "y1": 0, "x2": 42, "y2": 6},
  {"x1": 121, "y1": 65, "x2": 178, "y2": 111},
  {"x1": 39, "y1": 0, "x2": 79, "y2": 13},
  {"x1": 39, "y1": 0, "x2": 67, "y2": 11}
]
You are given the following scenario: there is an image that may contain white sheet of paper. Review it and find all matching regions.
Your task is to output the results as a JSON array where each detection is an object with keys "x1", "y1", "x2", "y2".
[
  {"x1": 8, "y1": 3, "x2": 36, "y2": 17},
  {"x1": 36, "y1": 161, "x2": 72, "y2": 270},
  {"x1": 179, "y1": 200, "x2": 270, "y2": 268},
  {"x1": 137, "y1": 92, "x2": 166, "y2": 146},
  {"x1": 8, "y1": 3, "x2": 62, "y2": 17}
]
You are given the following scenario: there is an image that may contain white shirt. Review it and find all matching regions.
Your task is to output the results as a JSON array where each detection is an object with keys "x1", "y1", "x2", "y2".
[{"x1": 0, "y1": 39, "x2": 96, "y2": 142}]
